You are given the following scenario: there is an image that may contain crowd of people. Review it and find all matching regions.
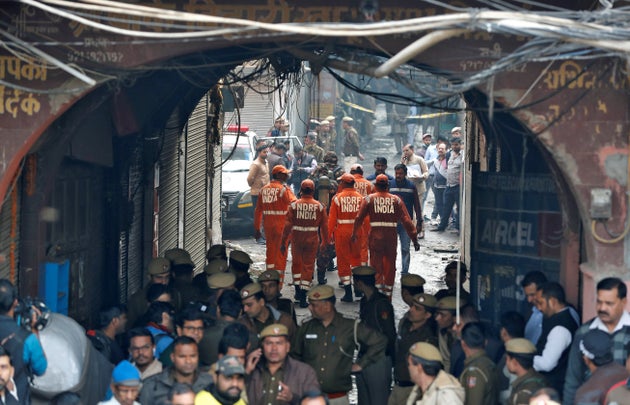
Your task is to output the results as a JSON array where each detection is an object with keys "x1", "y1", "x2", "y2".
[{"x1": 2, "y1": 114, "x2": 630, "y2": 405}]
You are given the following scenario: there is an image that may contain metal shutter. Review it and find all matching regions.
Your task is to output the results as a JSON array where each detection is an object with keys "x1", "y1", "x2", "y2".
[
  {"x1": 0, "y1": 177, "x2": 20, "y2": 281},
  {"x1": 158, "y1": 107, "x2": 183, "y2": 256},
  {"x1": 224, "y1": 66, "x2": 280, "y2": 135},
  {"x1": 184, "y1": 96, "x2": 209, "y2": 270},
  {"x1": 123, "y1": 141, "x2": 145, "y2": 300}
]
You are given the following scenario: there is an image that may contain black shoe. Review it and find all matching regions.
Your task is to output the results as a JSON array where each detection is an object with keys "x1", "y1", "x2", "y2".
[
  {"x1": 354, "y1": 287, "x2": 364, "y2": 298},
  {"x1": 299, "y1": 293, "x2": 309, "y2": 308},
  {"x1": 294, "y1": 286, "x2": 302, "y2": 302},
  {"x1": 341, "y1": 285, "x2": 354, "y2": 303}
]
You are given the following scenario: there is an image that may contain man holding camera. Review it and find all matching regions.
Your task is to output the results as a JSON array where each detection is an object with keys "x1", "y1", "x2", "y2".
[{"x1": 0, "y1": 279, "x2": 47, "y2": 404}]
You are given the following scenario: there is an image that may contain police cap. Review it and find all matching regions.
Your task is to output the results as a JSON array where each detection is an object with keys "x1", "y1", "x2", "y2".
[
  {"x1": 352, "y1": 266, "x2": 376, "y2": 276},
  {"x1": 204, "y1": 259, "x2": 228, "y2": 275},
  {"x1": 307, "y1": 285, "x2": 334, "y2": 301},
  {"x1": 401, "y1": 274, "x2": 426, "y2": 288},
  {"x1": 260, "y1": 323, "x2": 289, "y2": 339},
  {"x1": 409, "y1": 342, "x2": 442, "y2": 363},
  {"x1": 412, "y1": 293, "x2": 437, "y2": 309},
  {"x1": 505, "y1": 338, "x2": 537, "y2": 355},
  {"x1": 258, "y1": 270, "x2": 280, "y2": 283},
  {"x1": 207, "y1": 272, "x2": 236, "y2": 289},
  {"x1": 240, "y1": 282, "x2": 262, "y2": 299},
  {"x1": 230, "y1": 250, "x2": 252, "y2": 265},
  {"x1": 148, "y1": 258, "x2": 171, "y2": 275}
]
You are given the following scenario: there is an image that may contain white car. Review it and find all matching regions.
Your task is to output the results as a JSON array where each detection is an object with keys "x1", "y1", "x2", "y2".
[{"x1": 221, "y1": 125, "x2": 256, "y2": 236}]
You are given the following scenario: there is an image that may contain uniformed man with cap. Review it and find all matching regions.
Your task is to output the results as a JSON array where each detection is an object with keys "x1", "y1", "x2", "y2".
[
  {"x1": 325, "y1": 115, "x2": 338, "y2": 153},
  {"x1": 206, "y1": 272, "x2": 237, "y2": 315},
  {"x1": 352, "y1": 174, "x2": 419, "y2": 298},
  {"x1": 128, "y1": 257, "x2": 181, "y2": 328},
  {"x1": 259, "y1": 269, "x2": 297, "y2": 324},
  {"x1": 254, "y1": 165, "x2": 297, "y2": 286},
  {"x1": 281, "y1": 179, "x2": 329, "y2": 308},
  {"x1": 389, "y1": 293, "x2": 439, "y2": 405},
  {"x1": 207, "y1": 244, "x2": 228, "y2": 262},
  {"x1": 304, "y1": 132, "x2": 325, "y2": 163},
  {"x1": 352, "y1": 266, "x2": 396, "y2": 405},
  {"x1": 247, "y1": 323, "x2": 320, "y2": 405},
  {"x1": 328, "y1": 174, "x2": 365, "y2": 302},
  {"x1": 165, "y1": 248, "x2": 195, "y2": 307},
  {"x1": 192, "y1": 259, "x2": 228, "y2": 304},
  {"x1": 349, "y1": 164, "x2": 373, "y2": 267},
  {"x1": 435, "y1": 296, "x2": 462, "y2": 372},
  {"x1": 459, "y1": 322, "x2": 498, "y2": 405},
  {"x1": 406, "y1": 342, "x2": 464, "y2": 405},
  {"x1": 318, "y1": 119, "x2": 334, "y2": 152},
  {"x1": 291, "y1": 285, "x2": 387, "y2": 405},
  {"x1": 341, "y1": 116, "x2": 364, "y2": 172},
  {"x1": 238, "y1": 282, "x2": 296, "y2": 341},
  {"x1": 504, "y1": 338, "x2": 546, "y2": 405},
  {"x1": 400, "y1": 274, "x2": 426, "y2": 307},
  {"x1": 229, "y1": 250, "x2": 254, "y2": 291}
]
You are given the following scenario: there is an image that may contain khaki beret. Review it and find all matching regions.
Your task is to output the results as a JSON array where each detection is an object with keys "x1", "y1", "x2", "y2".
[
  {"x1": 207, "y1": 244, "x2": 227, "y2": 260},
  {"x1": 325, "y1": 115, "x2": 336, "y2": 121},
  {"x1": 165, "y1": 248, "x2": 195, "y2": 267},
  {"x1": 148, "y1": 258, "x2": 171, "y2": 275},
  {"x1": 409, "y1": 342, "x2": 442, "y2": 363},
  {"x1": 307, "y1": 285, "x2": 334, "y2": 301},
  {"x1": 260, "y1": 323, "x2": 289, "y2": 339},
  {"x1": 240, "y1": 283, "x2": 262, "y2": 299},
  {"x1": 401, "y1": 274, "x2": 426, "y2": 288},
  {"x1": 342, "y1": 116, "x2": 353, "y2": 123},
  {"x1": 204, "y1": 259, "x2": 228, "y2": 275},
  {"x1": 352, "y1": 266, "x2": 376, "y2": 276},
  {"x1": 230, "y1": 250, "x2": 252, "y2": 265},
  {"x1": 412, "y1": 293, "x2": 437, "y2": 309},
  {"x1": 207, "y1": 272, "x2": 236, "y2": 289},
  {"x1": 505, "y1": 338, "x2": 537, "y2": 355},
  {"x1": 258, "y1": 270, "x2": 280, "y2": 282},
  {"x1": 437, "y1": 296, "x2": 466, "y2": 311}
]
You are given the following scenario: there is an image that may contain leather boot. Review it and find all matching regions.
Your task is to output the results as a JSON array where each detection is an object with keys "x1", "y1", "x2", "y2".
[
  {"x1": 317, "y1": 268, "x2": 327, "y2": 285},
  {"x1": 294, "y1": 286, "x2": 302, "y2": 303},
  {"x1": 341, "y1": 285, "x2": 354, "y2": 302},
  {"x1": 354, "y1": 285, "x2": 364, "y2": 298}
]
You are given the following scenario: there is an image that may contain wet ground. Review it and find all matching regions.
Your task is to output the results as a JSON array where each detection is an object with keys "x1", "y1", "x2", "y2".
[{"x1": 223, "y1": 103, "x2": 463, "y2": 324}]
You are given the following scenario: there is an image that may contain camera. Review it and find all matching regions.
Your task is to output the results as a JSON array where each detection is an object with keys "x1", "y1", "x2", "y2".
[{"x1": 14, "y1": 297, "x2": 50, "y2": 331}]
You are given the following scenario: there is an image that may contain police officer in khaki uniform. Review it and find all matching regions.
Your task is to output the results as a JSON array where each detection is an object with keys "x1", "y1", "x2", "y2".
[
  {"x1": 406, "y1": 342, "x2": 464, "y2": 405},
  {"x1": 400, "y1": 274, "x2": 426, "y2": 307},
  {"x1": 258, "y1": 270, "x2": 297, "y2": 324},
  {"x1": 435, "y1": 296, "x2": 465, "y2": 372},
  {"x1": 505, "y1": 338, "x2": 546, "y2": 405},
  {"x1": 127, "y1": 257, "x2": 181, "y2": 328},
  {"x1": 229, "y1": 250, "x2": 254, "y2": 291},
  {"x1": 389, "y1": 293, "x2": 439, "y2": 405},
  {"x1": 291, "y1": 285, "x2": 387, "y2": 405},
  {"x1": 352, "y1": 266, "x2": 396, "y2": 405},
  {"x1": 459, "y1": 322, "x2": 498, "y2": 405},
  {"x1": 239, "y1": 283, "x2": 296, "y2": 340}
]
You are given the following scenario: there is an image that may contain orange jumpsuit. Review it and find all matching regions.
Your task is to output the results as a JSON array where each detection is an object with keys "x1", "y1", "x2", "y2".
[
  {"x1": 281, "y1": 195, "x2": 328, "y2": 290},
  {"x1": 352, "y1": 191, "x2": 417, "y2": 297},
  {"x1": 254, "y1": 181, "x2": 296, "y2": 284},
  {"x1": 353, "y1": 174, "x2": 374, "y2": 265},
  {"x1": 328, "y1": 188, "x2": 365, "y2": 286}
]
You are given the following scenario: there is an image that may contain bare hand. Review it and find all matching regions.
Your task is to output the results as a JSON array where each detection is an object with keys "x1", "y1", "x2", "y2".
[
  {"x1": 358, "y1": 153, "x2": 365, "y2": 161},
  {"x1": 351, "y1": 363, "x2": 363, "y2": 373},
  {"x1": 245, "y1": 348, "x2": 262, "y2": 374},
  {"x1": 276, "y1": 381, "x2": 293, "y2": 402}
]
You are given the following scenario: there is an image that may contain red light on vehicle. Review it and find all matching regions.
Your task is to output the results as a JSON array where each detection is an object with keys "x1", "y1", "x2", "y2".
[{"x1": 226, "y1": 124, "x2": 249, "y2": 133}]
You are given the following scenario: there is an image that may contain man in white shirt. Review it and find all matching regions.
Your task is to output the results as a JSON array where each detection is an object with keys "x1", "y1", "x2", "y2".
[{"x1": 533, "y1": 282, "x2": 579, "y2": 395}]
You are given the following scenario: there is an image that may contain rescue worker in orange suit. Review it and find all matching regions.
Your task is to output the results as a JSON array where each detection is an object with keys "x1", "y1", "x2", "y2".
[
  {"x1": 350, "y1": 164, "x2": 374, "y2": 266},
  {"x1": 328, "y1": 173, "x2": 365, "y2": 302},
  {"x1": 254, "y1": 165, "x2": 297, "y2": 286},
  {"x1": 351, "y1": 174, "x2": 420, "y2": 299},
  {"x1": 281, "y1": 179, "x2": 329, "y2": 308}
]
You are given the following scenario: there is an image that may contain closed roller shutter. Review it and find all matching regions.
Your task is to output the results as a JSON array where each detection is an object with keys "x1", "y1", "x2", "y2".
[
  {"x1": 224, "y1": 67, "x2": 279, "y2": 136},
  {"x1": 158, "y1": 107, "x2": 183, "y2": 256},
  {"x1": 124, "y1": 141, "x2": 145, "y2": 299},
  {"x1": 184, "y1": 95, "x2": 209, "y2": 270}
]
